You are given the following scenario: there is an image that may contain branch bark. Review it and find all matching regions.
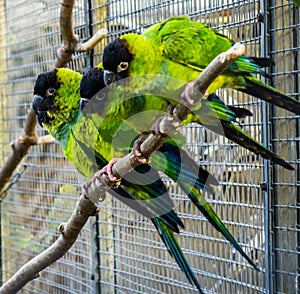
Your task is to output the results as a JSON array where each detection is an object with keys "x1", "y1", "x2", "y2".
[
  {"x1": 0, "y1": 43, "x2": 245, "y2": 293},
  {"x1": 55, "y1": 0, "x2": 107, "y2": 68},
  {"x1": 0, "y1": 108, "x2": 37, "y2": 194}
]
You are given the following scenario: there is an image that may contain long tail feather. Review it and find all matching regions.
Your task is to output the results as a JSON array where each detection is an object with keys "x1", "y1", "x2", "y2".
[
  {"x1": 197, "y1": 93, "x2": 294, "y2": 169},
  {"x1": 248, "y1": 57, "x2": 275, "y2": 68},
  {"x1": 150, "y1": 143, "x2": 258, "y2": 269},
  {"x1": 228, "y1": 105, "x2": 253, "y2": 119},
  {"x1": 179, "y1": 182, "x2": 259, "y2": 270},
  {"x1": 240, "y1": 75, "x2": 300, "y2": 114},
  {"x1": 152, "y1": 218, "x2": 204, "y2": 293},
  {"x1": 112, "y1": 186, "x2": 183, "y2": 233},
  {"x1": 152, "y1": 142, "x2": 219, "y2": 193},
  {"x1": 205, "y1": 121, "x2": 294, "y2": 170}
]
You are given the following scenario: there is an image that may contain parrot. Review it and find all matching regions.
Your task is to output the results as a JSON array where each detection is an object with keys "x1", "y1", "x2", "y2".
[
  {"x1": 32, "y1": 68, "x2": 258, "y2": 292},
  {"x1": 101, "y1": 15, "x2": 300, "y2": 115},
  {"x1": 32, "y1": 67, "x2": 206, "y2": 292},
  {"x1": 80, "y1": 67, "x2": 294, "y2": 172},
  {"x1": 78, "y1": 67, "x2": 264, "y2": 270}
]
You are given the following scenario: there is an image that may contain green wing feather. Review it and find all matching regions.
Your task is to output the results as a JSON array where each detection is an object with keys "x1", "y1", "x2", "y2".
[
  {"x1": 118, "y1": 16, "x2": 300, "y2": 114},
  {"x1": 80, "y1": 68, "x2": 259, "y2": 269},
  {"x1": 34, "y1": 68, "x2": 209, "y2": 291}
]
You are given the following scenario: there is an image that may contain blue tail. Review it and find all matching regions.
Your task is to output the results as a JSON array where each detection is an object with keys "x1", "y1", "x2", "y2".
[{"x1": 152, "y1": 218, "x2": 204, "y2": 293}]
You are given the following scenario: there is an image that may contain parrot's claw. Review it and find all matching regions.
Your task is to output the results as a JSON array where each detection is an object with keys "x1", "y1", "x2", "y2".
[
  {"x1": 131, "y1": 133, "x2": 149, "y2": 164},
  {"x1": 82, "y1": 161, "x2": 121, "y2": 200},
  {"x1": 82, "y1": 167, "x2": 107, "y2": 200},
  {"x1": 152, "y1": 104, "x2": 180, "y2": 136},
  {"x1": 105, "y1": 158, "x2": 122, "y2": 182},
  {"x1": 151, "y1": 117, "x2": 164, "y2": 136}
]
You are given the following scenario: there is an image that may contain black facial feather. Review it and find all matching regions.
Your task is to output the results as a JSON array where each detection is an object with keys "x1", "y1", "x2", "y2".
[
  {"x1": 102, "y1": 38, "x2": 132, "y2": 73},
  {"x1": 80, "y1": 67, "x2": 109, "y2": 116},
  {"x1": 80, "y1": 67, "x2": 106, "y2": 99},
  {"x1": 33, "y1": 69, "x2": 59, "y2": 97}
]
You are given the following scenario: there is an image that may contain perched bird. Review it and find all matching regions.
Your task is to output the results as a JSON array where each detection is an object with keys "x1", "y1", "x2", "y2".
[
  {"x1": 79, "y1": 67, "x2": 262, "y2": 272},
  {"x1": 32, "y1": 68, "x2": 257, "y2": 292},
  {"x1": 102, "y1": 15, "x2": 300, "y2": 115},
  {"x1": 79, "y1": 67, "x2": 263, "y2": 271},
  {"x1": 81, "y1": 67, "x2": 294, "y2": 172},
  {"x1": 32, "y1": 68, "x2": 206, "y2": 292}
]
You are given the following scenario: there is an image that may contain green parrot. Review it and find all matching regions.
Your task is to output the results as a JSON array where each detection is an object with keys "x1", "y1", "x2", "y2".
[
  {"x1": 80, "y1": 67, "x2": 294, "y2": 171},
  {"x1": 32, "y1": 67, "x2": 207, "y2": 292},
  {"x1": 101, "y1": 15, "x2": 300, "y2": 115},
  {"x1": 79, "y1": 68, "x2": 264, "y2": 271},
  {"x1": 32, "y1": 68, "x2": 258, "y2": 292}
]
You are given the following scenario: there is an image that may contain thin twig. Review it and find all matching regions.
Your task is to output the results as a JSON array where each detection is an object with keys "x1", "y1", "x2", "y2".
[{"x1": 55, "y1": 0, "x2": 107, "y2": 67}]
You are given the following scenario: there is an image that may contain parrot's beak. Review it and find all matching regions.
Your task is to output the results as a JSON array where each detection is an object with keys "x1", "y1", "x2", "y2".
[
  {"x1": 36, "y1": 111, "x2": 49, "y2": 127},
  {"x1": 103, "y1": 70, "x2": 116, "y2": 87},
  {"x1": 80, "y1": 98, "x2": 89, "y2": 111},
  {"x1": 32, "y1": 94, "x2": 44, "y2": 113},
  {"x1": 32, "y1": 94, "x2": 49, "y2": 127}
]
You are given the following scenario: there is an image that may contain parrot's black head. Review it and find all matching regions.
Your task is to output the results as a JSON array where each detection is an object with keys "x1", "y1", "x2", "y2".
[
  {"x1": 79, "y1": 67, "x2": 108, "y2": 115},
  {"x1": 32, "y1": 69, "x2": 59, "y2": 126},
  {"x1": 102, "y1": 38, "x2": 132, "y2": 86}
]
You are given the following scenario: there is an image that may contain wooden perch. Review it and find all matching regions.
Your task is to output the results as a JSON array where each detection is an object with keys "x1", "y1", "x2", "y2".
[
  {"x1": 55, "y1": 0, "x2": 107, "y2": 68},
  {"x1": 0, "y1": 108, "x2": 37, "y2": 194},
  {"x1": 0, "y1": 0, "x2": 107, "y2": 196},
  {"x1": 0, "y1": 43, "x2": 245, "y2": 293}
]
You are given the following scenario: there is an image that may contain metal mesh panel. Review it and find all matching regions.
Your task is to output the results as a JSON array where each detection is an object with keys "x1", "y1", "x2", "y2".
[
  {"x1": 0, "y1": 0, "x2": 299, "y2": 293},
  {"x1": 0, "y1": 0, "x2": 95, "y2": 293},
  {"x1": 268, "y1": 1, "x2": 299, "y2": 293}
]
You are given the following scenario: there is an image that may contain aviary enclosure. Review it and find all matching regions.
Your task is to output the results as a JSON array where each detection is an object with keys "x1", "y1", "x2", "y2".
[{"x1": 0, "y1": 0, "x2": 299, "y2": 293}]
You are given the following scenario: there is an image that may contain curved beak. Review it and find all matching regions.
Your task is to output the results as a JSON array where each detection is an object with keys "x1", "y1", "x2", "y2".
[
  {"x1": 103, "y1": 70, "x2": 116, "y2": 87},
  {"x1": 80, "y1": 98, "x2": 89, "y2": 112},
  {"x1": 32, "y1": 94, "x2": 44, "y2": 113},
  {"x1": 32, "y1": 94, "x2": 49, "y2": 127},
  {"x1": 36, "y1": 111, "x2": 49, "y2": 127}
]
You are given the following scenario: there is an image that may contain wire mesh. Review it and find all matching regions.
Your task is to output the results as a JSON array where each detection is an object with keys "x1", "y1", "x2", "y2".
[
  {"x1": 0, "y1": 0, "x2": 299, "y2": 293},
  {"x1": 268, "y1": 1, "x2": 300, "y2": 293},
  {"x1": 0, "y1": 0, "x2": 95, "y2": 293}
]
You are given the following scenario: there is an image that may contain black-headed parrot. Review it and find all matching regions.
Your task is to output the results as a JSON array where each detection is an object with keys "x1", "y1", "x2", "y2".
[
  {"x1": 32, "y1": 68, "x2": 258, "y2": 292},
  {"x1": 101, "y1": 16, "x2": 300, "y2": 115}
]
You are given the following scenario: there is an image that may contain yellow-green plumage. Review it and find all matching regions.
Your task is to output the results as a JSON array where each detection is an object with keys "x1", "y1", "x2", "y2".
[
  {"x1": 80, "y1": 67, "x2": 262, "y2": 271},
  {"x1": 102, "y1": 15, "x2": 300, "y2": 114},
  {"x1": 32, "y1": 68, "x2": 207, "y2": 292}
]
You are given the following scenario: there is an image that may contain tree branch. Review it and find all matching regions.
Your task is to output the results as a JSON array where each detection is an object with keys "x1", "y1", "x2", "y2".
[
  {"x1": 0, "y1": 195, "x2": 99, "y2": 294},
  {"x1": 0, "y1": 43, "x2": 245, "y2": 293},
  {"x1": 55, "y1": 0, "x2": 107, "y2": 68},
  {"x1": 0, "y1": 108, "x2": 37, "y2": 194}
]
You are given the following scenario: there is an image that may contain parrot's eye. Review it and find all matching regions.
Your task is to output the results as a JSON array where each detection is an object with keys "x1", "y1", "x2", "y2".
[
  {"x1": 46, "y1": 87, "x2": 56, "y2": 97},
  {"x1": 117, "y1": 62, "x2": 129, "y2": 73},
  {"x1": 95, "y1": 92, "x2": 106, "y2": 101}
]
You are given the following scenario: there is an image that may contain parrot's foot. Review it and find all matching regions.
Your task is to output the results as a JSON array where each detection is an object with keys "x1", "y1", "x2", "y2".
[
  {"x1": 82, "y1": 160, "x2": 121, "y2": 201},
  {"x1": 181, "y1": 82, "x2": 209, "y2": 105},
  {"x1": 104, "y1": 158, "x2": 122, "y2": 182},
  {"x1": 131, "y1": 133, "x2": 149, "y2": 164},
  {"x1": 151, "y1": 104, "x2": 180, "y2": 136}
]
